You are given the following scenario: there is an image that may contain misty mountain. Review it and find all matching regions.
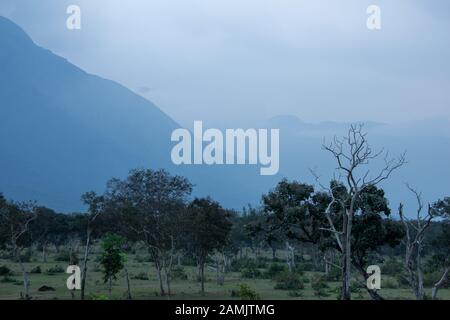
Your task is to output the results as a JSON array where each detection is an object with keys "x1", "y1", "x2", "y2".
[
  {"x1": 0, "y1": 16, "x2": 179, "y2": 210},
  {"x1": 0, "y1": 16, "x2": 275, "y2": 212},
  {"x1": 1, "y1": 16, "x2": 449, "y2": 215}
]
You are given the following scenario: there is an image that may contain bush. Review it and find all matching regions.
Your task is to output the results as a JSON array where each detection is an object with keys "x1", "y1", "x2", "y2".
[
  {"x1": 88, "y1": 293, "x2": 109, "y2": 300},
  {"x1": 134, "y1": 255, "x2": 152, "y2": 263},
  {"x1": 0, "y1": 265, "x2": 12, "y2": 276},
  {"x1": 30, "y1": 266, "x2": 42, "y2": 274},
  {"x1": 274, "y1": 271, "x2": 305, "y2": 290},
  {"x1": 0, "y1": 276, "x2": 20, "y2": 284},
  {"x1": 20, "y1": 251, "x2": 32, "y2": 263},
  {"x1": 132, "y1": 272, "x2": 149, "y2": 280},
  {"x1": 288, "y1": 290, "x2": 303, "y2": 298},
  {"x1": 171, "y1": 266, "x2": 188, "y2": 280},
  {"x1": 383, "y1": 258, "x2": 403, "y2": 276},
  {"x1": 230, "y1": 258, "x2": 267, "y2": 272},
  {"x1": 54, "y1": 250, "x2": 78, "y2": 264},
  {"x1": 241, "y1": 266, "x2": 262, "y2": 279},
  {"x1": 295, "y1": 262, "x2": 315, "y2": 272},
  {"x1": 395, "y1": 272, "x2": 410, "y2": 288},
  {"x1": 233, "y1": 284, "x2": 260, "y2": 300},
  {"x1": 323, "y1": 267, "x2": 341, "y2": 282},
  {"x1": 264, "y1": 263, "x2": 286, "y2": 278},
  {"x1": 383, "y1": 278, "x2": 399, "y2": 289},
  {"x1": 45, "y1": 265, "x2": 65, "y2": 275},
  {"x1": 311, "y1": 275, "x2": 330, "y2": 297}
]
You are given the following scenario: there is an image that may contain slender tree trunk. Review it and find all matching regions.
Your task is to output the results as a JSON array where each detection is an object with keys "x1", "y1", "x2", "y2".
[
  {"x1": 154, "y1": 257, "x2": 166, "y2": 296},
  {"x1": 416, "y1": 244, "x2": 424, "y2": 300},
  {"x1": 16, "y1": 249, "x2": 30, "y2": 299},
  {"x1": 341, "y1": 210, "x2": 352, "y2": 300},
  {"x1": 108, "y1": 277, "x2": 112, "y2": 300},
  {"x1": 432, "y1": 266, "x2": 450, "y2": 300},
  {"x1": 42, "y1": 243, "x2": 47, "y2": 263},
  {"x1": 124, "y1": 268, "x2": 132, "y2": 300},
  {"x1": 200, "y1": 260, "x2": 205, "y2": 294},
  {"x1": 271, "y1": 246, "x2": 276, "y2": 261},
  {"x1": 80, "y1": 230, "x2": 91, "y2": 300}
]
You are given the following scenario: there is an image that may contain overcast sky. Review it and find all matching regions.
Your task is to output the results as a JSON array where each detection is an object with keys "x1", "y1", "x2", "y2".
[{"x1": 1, "y1": 0, "x2": 449, "y2": 127}]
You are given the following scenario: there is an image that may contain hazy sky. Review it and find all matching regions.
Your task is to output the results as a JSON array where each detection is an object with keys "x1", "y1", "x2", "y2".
[{"x1": 1, "y1": 0, "x2": 449, "y2": 127}]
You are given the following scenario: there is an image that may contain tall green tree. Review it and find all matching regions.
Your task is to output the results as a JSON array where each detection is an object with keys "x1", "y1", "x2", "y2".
[
  {"x1": 99, "y1": 234, "x2": 125, "y2": 299},
  {"x1": 184, "y1": 197, "x2": 232, "y2": 294},
  {"x1": 104, "y1": 168, "x2": 192, "y2": 296}
]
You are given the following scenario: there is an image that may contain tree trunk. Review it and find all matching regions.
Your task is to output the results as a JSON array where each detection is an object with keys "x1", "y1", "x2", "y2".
[
  {"x1": 341, "y1": 210, "x2": 352, "y2": 300},
  {"x1": 42, "y1": 243, "x2": 47, "y2": 263},
  {"x1": 108, "y1": 277, "x2": 112, "y2": 300},
  {"x1": 200, "y1": 260, "x2": 205, "y2": 294},
  {"x1": 415, "y1": 244, "x2": 424, "y2": 300},
  {"x1": 80, "y1": 230, "x2": 91, "y2": 300},
  {"x1": 124, "y1": 268, "x2": 132, "y2": 300},
  {"x1": 432, "y1": 266, "x2": 450, "y2": 300},
  {"x1": 16, "y1": 250, "x2": 30, "y2": 300},
  {"x1": 154, "y1": 258, "x2": 166, "y2": 296},
  {"x1": 271, "y1": 247, "x2": 276, "y2": 261}
]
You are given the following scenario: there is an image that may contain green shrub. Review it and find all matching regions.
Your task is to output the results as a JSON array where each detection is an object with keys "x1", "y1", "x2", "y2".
[
  {"x1": 30, "y1": 266, "x2": 42, "y2": 274},
  {"x1": 0, "y1": 265, "x2": 12, "y2": 276},
  {"x1": 134, "y1": 255, "x2": 152, "y2": 263},
  {"x1": 383, "y1": 278, "x2": 399, "y2": 289},
  {"x1": 264, "y1": 263, "x2": 286, "y2": 278},
  {"x1": 295, "y1": 262, "x2": 315, "y2": 272},
  {"x1": 234, "y1": 284, "x2": 260, "y2": 300},
  {"x1": 45, "y1": 265, "x2": 65, "y2": 275},
  {"x1": 323, "y1": 267, "x2": 341, "y2": 282},
  {"x1": 241, "y1": 266, "x2": 262, "y2": 279},
  {"x1": 311, "y1": 275, "x2": 330, "y2": 297},
  {"x1": 288, "y1": 290, "x2": 303, "y2": 297},
  {"x1": 383, "y1": 258, "x2": 403, "y2": 276},
  {"x1": 0, "y1": 276, "x2": 20, "y2": 284},
  {"x1": 230, "y1": 258, "x2": 267, "y2": 272},
  {"x1": 274, "y1": 271, "x2": 305, "y2": 290},
  {"x1": 88, "y1": 293, "x2": 109, "y2": 300},
  {"x1": 132, "y1": 272, "x2": 149, "y2": 280},
  {"x1": 171, "y1": 266, "x2": 188, "y2": 280}
]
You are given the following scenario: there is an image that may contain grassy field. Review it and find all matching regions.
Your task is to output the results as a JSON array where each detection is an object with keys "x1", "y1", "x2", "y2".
[{"x1": 1, "y1": 250, "x2": 449, "y2": 300}]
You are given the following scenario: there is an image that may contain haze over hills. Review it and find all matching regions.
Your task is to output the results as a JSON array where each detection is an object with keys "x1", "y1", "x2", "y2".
[
  {"x1": 0, "y1": 16, "x2": 449, "y2": 215},
  {"x1": 0, "y1": 15, "x2": 178, "y2": 210},
  {"x1": 0, "y1": 16, "x2": 273, "y2": 212}
]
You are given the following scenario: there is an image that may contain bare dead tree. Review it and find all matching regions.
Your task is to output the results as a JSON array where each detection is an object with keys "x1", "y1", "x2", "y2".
[
  {"x1": 0, "y1": 202, "x2": 37, "y2": 299},
  {"x1": 398, "y1": 184, "x2": 435, "y2": 300},
  {"x1": 314, "y1": 124, "x2": 406, "y2": 300}
]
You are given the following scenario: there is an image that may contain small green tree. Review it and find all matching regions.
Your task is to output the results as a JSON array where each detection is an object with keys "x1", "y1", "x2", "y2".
[{"x1": 99, "y1": 234, "x2": 125, "y2": 299}]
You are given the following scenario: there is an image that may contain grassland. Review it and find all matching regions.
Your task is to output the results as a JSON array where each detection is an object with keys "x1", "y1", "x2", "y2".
[{"x1": 0, "y1": 249, "x2": 449, "y2": 300}]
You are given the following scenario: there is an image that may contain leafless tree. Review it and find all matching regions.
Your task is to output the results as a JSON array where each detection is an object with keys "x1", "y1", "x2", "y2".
[
  {"x1": 398, "y1": 184, "x2": 435, "y2": 300},
  {"x1": 0, "y1": 201, "x2": 37, "y2": 299},
  {"x1": 315, "y1": 124, "x2": 406, "y2": 300}
]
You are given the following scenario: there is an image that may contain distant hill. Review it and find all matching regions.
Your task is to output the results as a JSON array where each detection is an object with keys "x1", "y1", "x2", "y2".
[
  {"x1": 0, "y1": 16, "x2": 180, "y2": 211},
  {"x1": 1, "y1": 16, "x2": 449, "y2": 215}
]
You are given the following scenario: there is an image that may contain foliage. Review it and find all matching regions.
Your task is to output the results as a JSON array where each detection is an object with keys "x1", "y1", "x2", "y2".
[
  {"x1": 45, "y1": 265, "x2": 65, "y2": 275},
  {"x1": 311, "y1": 275, "x2": 330, "y2": 297},
  {"x1": 234, "y1": 284, "x2": 260, "y2": 300},
  {"x1": 274, "y1": 271, "x2": 305, "y2": 290},
  {"x1": 0, "y1": 265, "x2": 11, "y2": 276},
  {"x1": 240, "y1": 266, "x2": 262, "y2": 279},
  {"x1": 264, "y1": 263, "x2": 286, "y2": 279},
  {"x1": 99, "y1": 234, "x2": 125, "y2": 284}
]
